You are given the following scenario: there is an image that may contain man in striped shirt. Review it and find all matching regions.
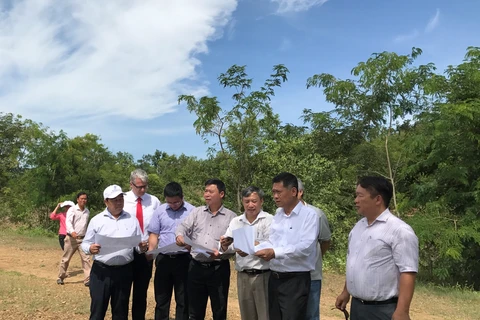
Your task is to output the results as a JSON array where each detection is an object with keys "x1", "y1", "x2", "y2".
[{"x1": 335, "y1": 176, "x2": 419, "y2": 320}]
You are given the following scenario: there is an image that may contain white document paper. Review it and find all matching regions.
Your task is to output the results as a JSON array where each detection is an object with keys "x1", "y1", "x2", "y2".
[
  {"x1": 146, "y1": 242, "x2": 186, "y2": 256},
  {"x1": 232, "y1": 226, "x2": 256, "y2": 254},
  {"x1": 183, "y1": 236, "x2": 215, "y2": 254},
  {"x1": 254, "y1": 241, "x2": 273, "y2": 252},
  {"x1": 95, "y1": 234, "x2": 141, "y2": 248}
]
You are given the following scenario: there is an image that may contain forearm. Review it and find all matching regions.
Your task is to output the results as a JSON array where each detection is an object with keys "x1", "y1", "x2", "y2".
[
  {"x1": 320, "y1": 240, "x2": 330, "y2": 256},
  {"x1": 396, "y1": 272, "x2": 416, "y2": 313},
  {"x1": 148, "y1": 233, "x2": 159, "y2": 251}
]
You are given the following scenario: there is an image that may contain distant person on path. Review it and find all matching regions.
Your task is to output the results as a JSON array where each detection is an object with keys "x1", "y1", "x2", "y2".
[
  {"x1": 175, "y1": 178, "x2": 237, "y2": 320},
  {"x1": 335, "y1": 176, "x2": 419, "y2": 320},
  {"x1": 123, "y1": 169, "x2": 161, "y2": 320},
  {"x1": 50, "y1": 200, "x2": 75, "y2": 250},
  {"x1": 57, "y1": 192, "x2": 91, "y2": 286},
  {"x1": 296, "y1": 179, "x2": 331, "y2": 320},
  {"x1": 81, "y1": 185, "x2": 147, "y2": 320},
  {"x1": 220, "y1": 186, "x2": 273, "y2": 320},
  {"x1": 147, "y1": 182, "x2": 195, "y2": 320},
  {"x1": 255, "y1": 172, "x2": 319, "y2": 320}
]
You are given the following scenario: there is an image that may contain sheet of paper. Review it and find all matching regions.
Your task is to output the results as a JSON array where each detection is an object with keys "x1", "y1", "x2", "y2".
[
  {"x1": 232, "y1": 226, "x2": 256, "y2": 254},
  {"x1": 146, "y1": 242, "x2": 186, "y2": 256},
  {"x1": 254, "y1": 241, "x2": 273, "y2": 252},
  {"x1": 95, "y1": 234, "x2": 141, "y2": 248},
  {"x1": 183, "y1": 236, "x2": 215, "y2": 254}
]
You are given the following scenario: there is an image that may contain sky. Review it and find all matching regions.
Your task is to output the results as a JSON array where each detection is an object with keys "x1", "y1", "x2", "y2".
[{"x1": 0, "y1": 0, "x2": 479, "y2": 160}]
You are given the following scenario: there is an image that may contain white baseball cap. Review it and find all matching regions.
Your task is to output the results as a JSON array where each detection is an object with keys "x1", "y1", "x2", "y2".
[
  {"x1": 60, "y1": 201, "x2": 75, "y2": 208},
  {"x1": 103, "y1": 185, "x2": 124, "y2": 200}
]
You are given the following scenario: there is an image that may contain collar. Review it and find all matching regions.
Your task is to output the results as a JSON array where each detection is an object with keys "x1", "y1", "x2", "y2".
[
  {"x1": 239, "y1": 210, "x2": 267, "y2": 224},
  {"x1": 363, "y1": 208, "x2": 392, "y2": 226},
  {"x1": 74, "y1": 204, "x2": 88, "y2": 213},
  {"x1": 279, "y1": 201, "x2": 304, "y2": 216},
  {"x1": 126, "y1": 190, "x2": 146, "y2": 201},
  {"x1": 204, "y1": 205, "x2": 225, "y2": 215},
  {"x1": 166, "y1": 202, "x2": 186, "y2": 212},
  {"x1": 103, "y1": 209, "x2": 128, "y2": 220}
]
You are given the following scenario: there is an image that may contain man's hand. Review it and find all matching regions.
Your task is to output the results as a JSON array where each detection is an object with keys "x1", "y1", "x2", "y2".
[
  {"x1": 89, "y1": 244, "x2": 101, "y2": 254},
  {"x1": 392, "y1": 310, "x2": 410, "y2": 320},
  {"x1": 220, "y1": 236, "x2": 233, "y2": 251},
  {"x1": 145, "y1": 253, "x2": 155, "y2": 261},
  {"x1": 71, "y1": 232, "x2": 78, "y2": 239},
  {"x1": 208, "y1": 249, "x2": 221, "y2": 259},
  {"x1": 254, "y1": 248, "x2": 275, "y2": 261},
  {"x1": 235, "y1": 249, "x2": 248, "y2": 257},
  {"x1": 139, "y1": 241, "x2": 148, "y2": 253},
  {"x1": 335, "y1": 289, "x2": 350, "y2": 311},
  {"x1": 176, "y1": 235, "x2": 186, "y2": 246}
]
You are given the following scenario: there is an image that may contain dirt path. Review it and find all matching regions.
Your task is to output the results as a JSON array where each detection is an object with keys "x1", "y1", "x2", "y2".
[{"x1": 0, "y1": 236, "x2": 473, "y2": 319}]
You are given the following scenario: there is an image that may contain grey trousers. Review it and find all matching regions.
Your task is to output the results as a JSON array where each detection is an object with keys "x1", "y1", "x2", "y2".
[
  {"x1": 351, "y1": 298, "x2": 397, "y2": 320},
  {"x1": 237, "y1": 271, "x2": 270, "y2": 320}
]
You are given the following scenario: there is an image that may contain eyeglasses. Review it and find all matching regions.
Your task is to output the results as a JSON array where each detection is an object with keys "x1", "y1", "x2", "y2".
[
  {"x1": 132, "y1": 182, "x2": 148, "y2": 190},
  {"x1": 331, "y1": 308, "x2": 349, "y2": 320}
]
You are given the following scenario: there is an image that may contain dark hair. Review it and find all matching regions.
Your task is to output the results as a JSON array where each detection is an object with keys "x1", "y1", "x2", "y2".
[
  {"x1": 164, "y1": 182, "x2": 183, "y2": 198},
  {"x1": 241, "y1": 186, "x2": 265, "y2": 200},
  {"x1": 272, "y1": 172, "x2": 298, "y2": 191},
  {"x1": 357, "y1": 176, "x2": 393, "y2": 208},
  {"x1": 205, "y1": 179, "x2": 226, "y2": 198},
  {"x1": 76, "y1": 192, "x2": 87, "y2": 199}
]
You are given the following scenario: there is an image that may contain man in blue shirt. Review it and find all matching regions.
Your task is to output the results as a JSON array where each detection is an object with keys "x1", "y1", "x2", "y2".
[{"x1": 147, "y1": 182, "x2": 195, "y2": 320}]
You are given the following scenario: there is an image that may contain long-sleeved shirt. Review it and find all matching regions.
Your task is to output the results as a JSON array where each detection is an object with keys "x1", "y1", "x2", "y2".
[
  {"x1": 66, "y1": 204, "x2": 90, "y2": 236},
  {"x1": 50, "y1": 212, "x2": 67, "y2": 235},
  {"x1": 346, "y1": 209, "x2": 418, "y2": 301},
  {"x1": 176, "y1": 205, "x2": 237, "y2": 262},
  {"x1": 123, "y1": 191, "x2": 161, "y2": 241},
  {"x1": 81, "y1": 209, "x2": 142, "y2": 266},
  {"x1": 222, "y1": 210, "x2": 273, "y2": 271},
  {"x1": 147, "y1": 201, "x2": 195, "y2": 254},
  {"x1": 268, "y1": 201, "x2": 319, "y2": 272}
]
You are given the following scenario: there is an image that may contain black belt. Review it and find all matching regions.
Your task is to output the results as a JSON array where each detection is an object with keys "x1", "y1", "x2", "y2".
[
  {"x1": 192, "y1": 259, "x2": 225, "y2": 268},
  {"x1": 271, "y1": 271, "x2": 310, "y2": 279},
  {"x1": 67, "y1": 234, "x2": 85, "y2": 239},
  {"x1": 94, "y1": 260, "x2": 131, "y2": 269},
  {"x1": 159, "y1": 252, "x2": 190, "y2": 258},
  {"x1": 241, "y1": 269, "x2": 270, "y2": 275},
  {"x1": 353, "y1": 297, "x2": 398, "y2": 305}
]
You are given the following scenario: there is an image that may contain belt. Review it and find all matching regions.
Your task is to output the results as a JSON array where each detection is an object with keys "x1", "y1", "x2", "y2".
[
  {"x1": 94, "y1": 260, "x2": 131, "y2": 269},
  {"x1": 192, "y1": 259, "x2": 225, "y2": 268},
  {"x1": 353, "y1": 297, "x2": 398, "y2": 305},
  {"x1": 159, "y1": 252, "x2": 190, "y2": 258},
  {"x1": 271, "y1": 271, "x2": 310, "y2": 279},
  {"x1": 241, "y1": 269, "x2": 270, "y2": 275},
  {"x1": 67, "y1": 234, "x2": 84, "y2": 239}
]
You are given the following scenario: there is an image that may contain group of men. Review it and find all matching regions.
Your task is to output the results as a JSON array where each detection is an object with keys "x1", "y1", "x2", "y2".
[{"x1": 52, "y1": 169, "x2": 419, "y2": 320}]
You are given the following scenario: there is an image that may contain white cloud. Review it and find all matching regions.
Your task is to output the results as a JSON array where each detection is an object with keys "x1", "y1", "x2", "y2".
[
  {"x1": 425, "y1": 8, "x2": 440, "y2": 33},
  {"x1": 0, "y1": 0, "x2": 237, "y2": 125},
  {"x1": 271, "y1": 0, "x2": 328, "y2": 14},
  {"x1": 393, "y1": 29, "x2": 420, "y2": 43},
  {"x1": 145, "y1": 126, "x2": 193, "y2": 136}
]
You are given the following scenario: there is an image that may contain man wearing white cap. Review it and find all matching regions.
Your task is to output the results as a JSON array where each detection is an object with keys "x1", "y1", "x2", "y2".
[
  {"x1": 81, "y1": 185, "x2": 147, "y2": 320},
  {"x1": 57, "y1": 192, "x2": 91, "y2": 286}
]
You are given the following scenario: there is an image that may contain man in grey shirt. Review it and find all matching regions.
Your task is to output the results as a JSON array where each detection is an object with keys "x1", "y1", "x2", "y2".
[{"x1": 176, "y1": 179, "x2": 237, "y2": 320}]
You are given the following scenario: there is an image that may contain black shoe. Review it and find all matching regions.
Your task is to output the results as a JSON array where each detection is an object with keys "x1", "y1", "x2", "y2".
[
  {"x1": 84, "y1": 281, "x2": 90, "y2": 287},
  {"x1": 57, "y1": 278, "x2": 64, "y2": 285}
]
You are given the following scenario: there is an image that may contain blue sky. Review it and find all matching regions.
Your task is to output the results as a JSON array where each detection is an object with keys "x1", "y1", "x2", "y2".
[{"x1": 0, "y1": 0, "x2": 478, "y2": 159}]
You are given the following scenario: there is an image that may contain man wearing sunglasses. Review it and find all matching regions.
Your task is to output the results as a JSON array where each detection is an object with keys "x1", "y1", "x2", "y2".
[{"x1": 124, "y1": 169, "x2": 162, "y2": 320}]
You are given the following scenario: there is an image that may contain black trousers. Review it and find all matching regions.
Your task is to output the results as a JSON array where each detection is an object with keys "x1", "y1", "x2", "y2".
[
  {"x1": 132, "y1": 250, "x2": 153, "y2": 320},
  {"x1": 268, "y1": 271, "x2": 311, "y2": 320},
  {"x1": 154, "y1": 253, "x2": 191, "y2": 320},
  {"x1": 59, "y1": 234, "x2": 66, "y2": 251},
  {"x1": 350, "y1": 297, "x2": 397, "y2": 320},
  {"x1": 188, "y1": 259, "x2": 230, "y2": 320},
  {"x1": 89, "y1": 261, "x2": 133, "y2": 320}
]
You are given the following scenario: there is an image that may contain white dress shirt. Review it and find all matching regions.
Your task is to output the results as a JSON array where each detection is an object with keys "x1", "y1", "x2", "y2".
[
  {"x1": 65, "y1": 204, "x2": 90, "y2": 236},
  {"x1": 346, "y1": 209, "x2": 419, "y2": 301},
  {"x1": 81, "y1": 209, "x2": 142, "y2": 266},
  {"x1": 123, "y1": 191, "x2": 161, "y2": 241},
  {"x1": 222, "y1": 211, "x2": 274, "y2": 271},
  {"x1": 268, "y1": 201, "x2": 319, "y2": 272}
]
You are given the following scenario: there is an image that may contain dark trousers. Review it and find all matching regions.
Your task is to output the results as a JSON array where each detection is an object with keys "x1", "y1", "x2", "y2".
[
  {"x1": 59, "y1": 234, "x2": 66, "y2": 251},
  {"x1": 89, "y1": 261, "x2": 133, "y2": 320},
  {"x1": 268, "y1": 271, "x2": 311, "y2": 320},
  {"x1": 188, "y1": 259, "x2": 230, "y2": 320},
  {"x1": 154, "y1": 253, "x2": 190, "y2": 320},
  {"x1": 132, "y1": 251, "x2": 153, "y2": 320},
  {"x1": 350, "y1": 297, "x2": 397, "y2": 320}
]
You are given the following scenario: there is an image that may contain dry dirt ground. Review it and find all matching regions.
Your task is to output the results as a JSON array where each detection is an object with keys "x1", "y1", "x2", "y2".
[{"x1": 0, "y1": 233, "x2": 478, "y2": 319}]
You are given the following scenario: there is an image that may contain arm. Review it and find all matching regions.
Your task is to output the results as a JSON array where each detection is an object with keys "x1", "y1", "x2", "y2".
[
  {"x1": 65, "y1": 207, "x2": 75, "y2": 236},
  {"x1": 320, "y1": 240, "x2": 331, "y2": 256},
  {"x1": 318, "y1": 209, "x2": 331, "y2": 257},
  {"x1": 335, "y1": 281, "x2": 351, "y2": 311},
  {"x1": 81, "y1": 219, "x2": 99, "y2": 255},
  {"x1": 49, "y1": 203, "x2": 62, "y2": 220},
  {"x1": 175, "y1": 208, "x2": 197, "y2": 244},
  {"x1": 392, "y1": 272, "x2": 416, "y2": 320}
]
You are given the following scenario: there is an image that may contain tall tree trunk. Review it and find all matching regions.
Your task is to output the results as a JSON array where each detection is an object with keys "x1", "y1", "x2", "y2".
[{"x1": 386, "y1": 106, "x2": 398, "y2": 216}]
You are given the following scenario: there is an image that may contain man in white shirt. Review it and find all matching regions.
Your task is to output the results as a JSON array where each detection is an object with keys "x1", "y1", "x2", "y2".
[
  {"x1": 57, "y1": 192, "x2": 91, "y2": 286},
  {"x1": 296, "y1": 179, "x2": 331, "y2": 320},
  {"x1": 123, "y1": 169, "x2": 161, "y2": 320},
  {"x1": 255, "y1": 172, "x2": 319, "y2": 320},
  {"x1": 81, "y1": 185, "x2": 147, "y2": 320},
  {"x1": 220, "y1": 186, "x2": 273, "y2": 320},
  {"x1": 335, "y1": 176, "x2": 419, "y2": 320}
]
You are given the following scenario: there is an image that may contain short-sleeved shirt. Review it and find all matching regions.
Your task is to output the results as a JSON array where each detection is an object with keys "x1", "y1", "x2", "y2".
[
  {"x1": 346, "y1": 209, "x2": 419, "y2": 301},
  {"x1": 308, "y1": 204, "x2": 331, "y2": 280}
]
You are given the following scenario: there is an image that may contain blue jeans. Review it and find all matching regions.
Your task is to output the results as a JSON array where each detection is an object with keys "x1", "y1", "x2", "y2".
[{"x1": 305, "y1": 280, "x2": 322, "y2": 320}]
